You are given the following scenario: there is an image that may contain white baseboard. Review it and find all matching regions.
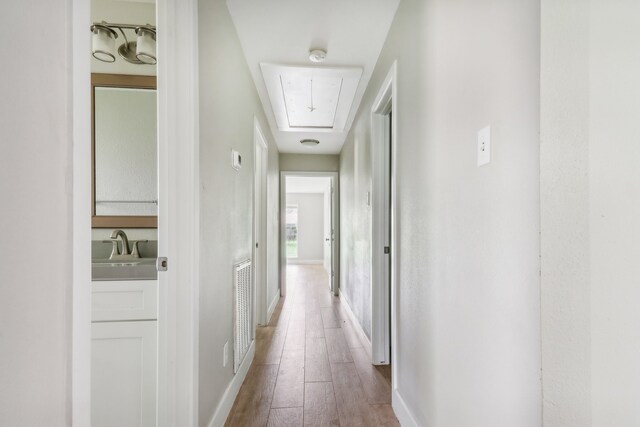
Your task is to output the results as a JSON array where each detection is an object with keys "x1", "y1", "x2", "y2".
[
  {"x1": 286, "y1": 259, "x2": 323, "y2": 265},
  {"x1": 207, "y1": 341, "x2": 255, "y2": 427},
  {"x1": 338, "y1": 292, "x2": 373, "y2": 358},
  {"x1": 266, "y1": 292, "x2": 280, "y2": 324},
  {"x1": 392, "y1": 389, "x2": 420, "y2": 427}
]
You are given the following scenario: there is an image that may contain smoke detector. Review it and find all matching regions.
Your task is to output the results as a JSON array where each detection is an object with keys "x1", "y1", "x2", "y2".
[
  {"x1": 308, "y1": 49, "x2": 327, "y2": 63},
  {"x1": 300, "y1": 138, "x2": 320, "y2": 146}
]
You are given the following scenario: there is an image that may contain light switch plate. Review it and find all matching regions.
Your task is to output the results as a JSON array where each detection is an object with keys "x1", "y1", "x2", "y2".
[
  {"x1": 223, "y1": 341, "x2": 229, "y2": 367},
  {"x1": 477, "y1": 126, "x2": 491, "y2": 166}
]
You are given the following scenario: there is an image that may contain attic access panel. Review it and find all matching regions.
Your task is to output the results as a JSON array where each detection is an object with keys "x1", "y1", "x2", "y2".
[{"x1": 261, "y1": 63, "x2": 362, "y2": 132}]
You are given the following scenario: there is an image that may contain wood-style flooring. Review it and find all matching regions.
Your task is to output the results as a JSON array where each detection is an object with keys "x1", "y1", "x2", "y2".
[{"x1": 225, "y1": 265, "x2": 398, "y2": 427}]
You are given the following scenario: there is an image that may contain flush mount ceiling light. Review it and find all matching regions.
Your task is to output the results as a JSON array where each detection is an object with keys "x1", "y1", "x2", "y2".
[
  {"x1": 90, "y1": 21, "x2": 157, "y2": 65},
  {"x1": 300, "y1": 139, "x2": 320, "y2": 146},
  {"x1": 309, "y1": 49, "x2": 327, "y2": 63}
]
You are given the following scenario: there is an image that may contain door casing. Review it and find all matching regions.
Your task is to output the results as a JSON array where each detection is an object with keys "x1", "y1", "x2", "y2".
[{"x1": 371, "y1": 62, "x2": 398, "y2": 374}]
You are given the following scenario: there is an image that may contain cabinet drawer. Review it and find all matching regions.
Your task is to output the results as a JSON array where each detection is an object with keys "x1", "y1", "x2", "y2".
[{"x1": 92, "y1": 280, "x2": 157, "y2": 321}]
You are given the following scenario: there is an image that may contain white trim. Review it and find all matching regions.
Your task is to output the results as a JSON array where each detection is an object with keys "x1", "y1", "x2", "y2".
[
  {"x1": 280, "y1": 171, "x2": 340, "y2": 296},
  {"x1": 392, "y1": 389, "x2": 420, "y2": 427},
  {"x1": 206, "y1": 341, "x2": 256, "y2": 427},
  {"x1": 267, "y1": 293, "x2": 280, "y2": 324},
  {"x1": 72, "y1": 0, "x2": 92, "y2": 423},
  {"x1": 371, "y1": 61, "x2": 397, "y2": 369},
  {"x1": 339, "y1": 293, "x2": 372, "y2": 358},
  {"x1": 156, "y1": 0, "x2": 200, "y2": 424},
  {"x1": 286, "y1": 259, "x2": 323, "y2": 265},
  {"x1": 253, "y1": 118, "x2": 269, "y2": 326}
]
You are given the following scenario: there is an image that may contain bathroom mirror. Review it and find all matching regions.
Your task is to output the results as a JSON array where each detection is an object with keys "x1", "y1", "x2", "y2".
[{"x1": 92, "y1": 73, "x2": 157, "y2": 227}]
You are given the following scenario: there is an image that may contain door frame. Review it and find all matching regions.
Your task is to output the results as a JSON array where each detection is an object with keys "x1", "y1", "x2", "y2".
[
  {"x1": 71, "y1": 0, "x2": 200, "y2": 425},
  {"x1": 253, "y1": 118, "x2": 269, "y2": 326},
  {"x1": 371, "y1": 62, "x2": 398, "y2": 372},
  {"x1": 280, "y1": 171, "x2": 340, "y2": 296}
]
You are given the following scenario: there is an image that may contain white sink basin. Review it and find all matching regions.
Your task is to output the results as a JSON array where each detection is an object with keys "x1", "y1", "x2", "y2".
[{"x1": 92, "y1": 258, "x2": 157, "y2": 281}]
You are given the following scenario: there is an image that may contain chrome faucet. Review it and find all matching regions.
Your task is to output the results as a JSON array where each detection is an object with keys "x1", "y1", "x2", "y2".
[
  {"x1": 109, "y1": 229, "x2": 131, "y2": 259},
  {"x1": 108, "y1": 229, "x2": 147, "y2": 260}
]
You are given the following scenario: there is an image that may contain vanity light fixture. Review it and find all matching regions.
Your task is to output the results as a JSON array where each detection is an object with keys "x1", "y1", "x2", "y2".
[
  {"x1": 309, "y1": 49, "x2": 327, "y2": 63},
  {"x1": 300, "y1": 138, "x2": 320, "y2": 146},
  {"x1": 90, "y1": 21, "x2": 157, "y2": 65},
  {"x1": 91, "y1": 24, "x2": 118, "y2": 62},
  {"x1": 136, "y1": 26, "x2": 157, "y2": 64}
]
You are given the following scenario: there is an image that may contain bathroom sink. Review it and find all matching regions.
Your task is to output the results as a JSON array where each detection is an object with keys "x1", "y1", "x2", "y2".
[{"x1": 92, "y1": 257, "x2": 157, "y2": 281}]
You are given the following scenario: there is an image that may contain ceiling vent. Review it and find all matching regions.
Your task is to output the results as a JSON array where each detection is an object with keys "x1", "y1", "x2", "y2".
[{"x1": 260, "y1": 63, "x2": 362, "y2": 133}]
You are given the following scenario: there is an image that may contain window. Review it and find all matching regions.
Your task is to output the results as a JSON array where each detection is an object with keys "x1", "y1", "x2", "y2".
[{"x1": 286, "y1": 205, "x2": 298, "y2": 258}]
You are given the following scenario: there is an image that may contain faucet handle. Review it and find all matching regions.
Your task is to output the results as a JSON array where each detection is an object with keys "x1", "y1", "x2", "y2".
[
  {"x1": 107, "y1": 240, "x2": 120, "y2": 258},
  {"x1": 130, "y1": 240, "x2": 148, "y2": 258}
]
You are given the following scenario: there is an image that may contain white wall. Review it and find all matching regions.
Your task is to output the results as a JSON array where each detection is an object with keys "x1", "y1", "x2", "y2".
[
  {"x1": 286, "y1": 193, "x2": 324, "y2": 263},
  {"x1": 541, "y1": 0, "x2": 640, "y2": 424},
  {"x1": 540, "y1": 0, "x2": 591, "y2": 424},
  {"x1": 0, "y1": 1, "x2": 72, "y2": 425},
  {"x1": 197, "y1": 1, "x2": 279, "y2": 426},
  {"x1": 340, "y1": 0, "x2": 541, "y2": 425},
  {"x1": 280, "y1": 153, "x2": 339, "y2": 172}
]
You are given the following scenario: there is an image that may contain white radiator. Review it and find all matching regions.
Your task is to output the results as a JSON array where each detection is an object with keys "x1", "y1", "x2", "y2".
[{"x1": 233, "y1": 259, "x2": 253, "y2": 373}]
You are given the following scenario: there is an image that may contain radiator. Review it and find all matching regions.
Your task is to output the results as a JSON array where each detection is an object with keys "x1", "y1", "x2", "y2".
[{"x1": 233, "y1": 259, "x2": 253, "y2": 373}]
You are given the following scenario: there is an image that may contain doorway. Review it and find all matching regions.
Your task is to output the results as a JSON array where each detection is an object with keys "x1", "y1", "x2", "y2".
[
  {"x1": 72, "y1": 0, "x2": 200, "y2": 425},
  {"x1": 280, "y1": 172, "x2": 339, "y2": 296}
]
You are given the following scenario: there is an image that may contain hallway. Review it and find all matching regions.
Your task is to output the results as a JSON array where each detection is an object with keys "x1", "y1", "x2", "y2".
[{"x1": 225, "y1": 265, "x2": 398, "y2": 426}]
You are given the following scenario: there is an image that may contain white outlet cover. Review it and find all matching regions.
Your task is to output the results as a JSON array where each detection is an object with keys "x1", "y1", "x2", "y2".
[
  {"x1": 231, "y1": 150, "x2": 242, "y2": 170},
  {"x1": 477, "y1": 126, "x2": 491, "y2": 166}
]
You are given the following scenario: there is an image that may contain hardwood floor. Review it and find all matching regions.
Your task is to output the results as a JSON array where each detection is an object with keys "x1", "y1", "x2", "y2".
[{"x1": 225, "y1": 265, "x2": 399, "y2": 427}]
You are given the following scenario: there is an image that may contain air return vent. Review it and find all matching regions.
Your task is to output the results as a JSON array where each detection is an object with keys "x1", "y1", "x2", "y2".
[{"x1": 233, "y1": 259, "x2": 253, "y2": 373}]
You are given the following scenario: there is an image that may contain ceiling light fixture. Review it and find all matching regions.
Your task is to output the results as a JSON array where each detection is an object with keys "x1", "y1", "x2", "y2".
[
  {"x1": 300, "y1": 139, "x2": 320, "y2": 146},
  {"x1": 308, "y1": 49, "x2": 327, "y2": 63},
  {"x1": 90, "y1": 21, "x2": 157, "y2": 65}
]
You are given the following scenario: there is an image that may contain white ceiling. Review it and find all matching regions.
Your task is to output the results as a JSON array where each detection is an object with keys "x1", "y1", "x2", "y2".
[
  {"x1": 286, "y1": 176, "x2": 331, "y2": 194},
  {"x1": 226, "y1": 0, "x2": 401, "y2": 155}
]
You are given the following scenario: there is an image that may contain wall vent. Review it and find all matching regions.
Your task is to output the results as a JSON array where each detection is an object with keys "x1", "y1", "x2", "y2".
[{"x1": 233, "y1": 259, "x2": 253, "y2": 373}]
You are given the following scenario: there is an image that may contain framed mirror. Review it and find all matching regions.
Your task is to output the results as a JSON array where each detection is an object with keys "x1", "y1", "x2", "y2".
[{"x1": 92, "y1": 73, "x2": 157, "y2": 228}]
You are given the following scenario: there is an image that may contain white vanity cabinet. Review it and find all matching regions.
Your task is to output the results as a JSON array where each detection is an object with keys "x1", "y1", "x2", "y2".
[{"x1": 91, "y1": 280, "x2": 158, "y2": 427}]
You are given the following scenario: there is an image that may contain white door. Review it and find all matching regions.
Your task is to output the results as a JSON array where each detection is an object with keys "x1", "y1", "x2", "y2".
[
  {"x1": 91, "y1": 321, "x2": 158, "y2": 427},
  {"x1": 323, "y1": 180, "x2": 332, "y2": 286},
  {"x1": 254, "y1": 122, "x2": 268, "y2": 325}
]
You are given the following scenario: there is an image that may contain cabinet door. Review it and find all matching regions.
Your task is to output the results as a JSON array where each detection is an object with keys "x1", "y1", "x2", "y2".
[{"x1": 92, "y1": 321, "x2": 157, "y2": 427}]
